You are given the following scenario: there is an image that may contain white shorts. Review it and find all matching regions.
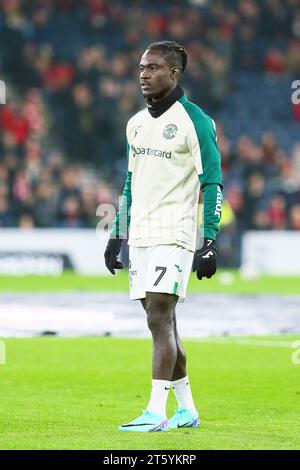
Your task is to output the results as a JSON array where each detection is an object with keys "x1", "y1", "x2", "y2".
[{"x1": 128, "y1": 244, "x2": 194, "y2": 303}]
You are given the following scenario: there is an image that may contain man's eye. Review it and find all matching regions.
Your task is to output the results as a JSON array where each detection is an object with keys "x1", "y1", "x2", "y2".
[{"x1": 139, "y1": 66, "x2": 157, "y2": 72}]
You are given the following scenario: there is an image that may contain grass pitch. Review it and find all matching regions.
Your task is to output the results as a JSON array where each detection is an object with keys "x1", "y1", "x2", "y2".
[
  {"x1": 0, "y1": 336, "x2": 299, "y2": 450},
  {"x1": 0, "y1": 270, "x2": 300, "y2": 295}
]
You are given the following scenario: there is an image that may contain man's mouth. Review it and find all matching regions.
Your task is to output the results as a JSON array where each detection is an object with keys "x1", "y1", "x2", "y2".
[{"x1": 141, "y1": 82, "x2": 151, "y2": 90}]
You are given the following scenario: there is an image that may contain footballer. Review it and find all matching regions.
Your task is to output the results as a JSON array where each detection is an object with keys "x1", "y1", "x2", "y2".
[{"x1": 104, "y1": 41, "x2": 223, "y2": 432}]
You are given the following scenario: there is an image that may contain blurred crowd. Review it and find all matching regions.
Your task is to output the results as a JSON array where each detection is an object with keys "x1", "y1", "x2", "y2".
[{"x1": 0, "y1": 0, "x2": 300, "y2": 236}]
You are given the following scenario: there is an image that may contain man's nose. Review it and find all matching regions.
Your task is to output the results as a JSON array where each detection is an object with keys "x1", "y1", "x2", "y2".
[{"x1": 141, "y1": 69, "x2": 150, "y2": 79}]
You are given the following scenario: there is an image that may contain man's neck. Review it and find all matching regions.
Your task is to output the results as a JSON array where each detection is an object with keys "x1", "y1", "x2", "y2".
[
  {"x1": 149, "y1": 84, "x2": 177, "y2": 103},
  {"x1": 146, "y1": 84, "x2": 184, "y2": 118}
]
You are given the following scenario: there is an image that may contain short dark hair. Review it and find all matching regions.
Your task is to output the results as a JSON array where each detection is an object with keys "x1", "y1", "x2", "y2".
[{"x1": 146, "y1": 41, "x2": 187, "y2": 74}]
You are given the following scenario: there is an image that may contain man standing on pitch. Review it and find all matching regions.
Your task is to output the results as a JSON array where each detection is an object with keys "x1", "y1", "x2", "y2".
[{"x1": 104, "y1": 41, "x2": 223, "y2": 432}]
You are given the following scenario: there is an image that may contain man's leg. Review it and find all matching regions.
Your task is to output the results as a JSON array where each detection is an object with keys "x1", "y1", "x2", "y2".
[
  {"x1": 171, "y1": 315, "x2": 187, "y2": 381},
  {"x1": 141, "y1": 296, "x2": 198, "y2": 426},
  {"x1": 141, "y1": 297, "x2": 186, "y2": 380},
  {"x1": 119, "y1": 292, "x2": 177, "y2": 430},
  {"x1": 139, "y1": 292, "x2": 177, "y2": 419},
  {"x1": 142, "y1": 292, "x2": 186, "y2": 418},
  {"x1": 170, "y1": 315, "x2": 198, "y2": 418},
  {"x1": 144, "y1": 291, "x2": 178, "y2": 379},
  {"x1": 119, "y1": 291, "x2": 175, "y2": 431}
]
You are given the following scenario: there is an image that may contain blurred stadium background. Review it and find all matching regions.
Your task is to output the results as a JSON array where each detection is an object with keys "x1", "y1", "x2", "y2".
[
  {"x1": 1, "y1": 0, "x2": 300, "y2": 266},
  {"x1": 0, "y1": 0, "x2": 300, "y2": 450}
]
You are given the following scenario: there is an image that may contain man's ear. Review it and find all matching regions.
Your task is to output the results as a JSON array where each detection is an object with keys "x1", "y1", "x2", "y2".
[{"x1": 170, "y1": 66, "x2": 181, "y2": 79}]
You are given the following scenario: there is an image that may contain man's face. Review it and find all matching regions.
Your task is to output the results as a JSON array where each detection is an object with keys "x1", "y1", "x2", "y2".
[{"x1": 139, "y1": 49, "x2": 178, "y2": 100}]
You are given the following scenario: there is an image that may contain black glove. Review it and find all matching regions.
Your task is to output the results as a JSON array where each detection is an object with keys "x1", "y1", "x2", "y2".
[
  {"x1": 192, "y1": 238, "x2": 217, "y2": 280},
  {"x1": 104, "y1": 237, "x2": 124, "y2": 275}
]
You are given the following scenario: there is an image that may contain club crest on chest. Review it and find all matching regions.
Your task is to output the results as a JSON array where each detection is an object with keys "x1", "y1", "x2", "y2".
[{"x1": 163, "y1": 123, "x2": 178, "y2": 140}]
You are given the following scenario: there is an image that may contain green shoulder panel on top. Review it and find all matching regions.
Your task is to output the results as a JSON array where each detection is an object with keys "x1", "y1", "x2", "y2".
[
  {"x1": 178, "y1": 95, "x2": 222, "y2": 186},
  {"x1": 110, "y1": 138, "x2": 132, "y2": 239}
]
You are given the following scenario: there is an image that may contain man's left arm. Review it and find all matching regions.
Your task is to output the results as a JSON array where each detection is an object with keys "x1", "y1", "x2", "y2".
[
  {"x1": 191, "y1": 115, "x2": 223, "y2": 279},
  {"x1": 198, "y1": 117, "x2": 223, "y2": 241}
]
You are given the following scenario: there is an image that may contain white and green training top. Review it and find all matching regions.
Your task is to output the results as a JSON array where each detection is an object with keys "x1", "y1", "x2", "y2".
[{"x1": 111, "y1": 94, "x2": 223, "y2": 252}]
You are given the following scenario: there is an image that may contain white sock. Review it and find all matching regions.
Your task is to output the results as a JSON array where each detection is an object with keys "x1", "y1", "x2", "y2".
[
  {"x1": 146, "y1": 379, "x2": 171, "y2": 418},
  {"x1": 171, "y1": 375, "x2": 197, "y2": 414}
]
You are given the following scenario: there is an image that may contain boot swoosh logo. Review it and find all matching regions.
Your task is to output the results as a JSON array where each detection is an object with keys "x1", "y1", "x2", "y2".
[{"x1": 177, "y1": 421, "x2": 193, "y2": 428}]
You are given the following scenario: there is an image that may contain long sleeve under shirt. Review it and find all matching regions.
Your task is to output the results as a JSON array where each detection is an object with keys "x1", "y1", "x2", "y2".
[{"x1": 111, "y1": 93, "x2": 223, "y2": 251}]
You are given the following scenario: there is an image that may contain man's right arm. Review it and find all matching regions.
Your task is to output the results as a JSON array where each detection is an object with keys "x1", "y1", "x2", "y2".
[
  {"x1": 104, "y1": 140, "x2": 132, "y2": 274},
  {"x1": 110, "y1": 171, "x2": 132, "y2": 239}
]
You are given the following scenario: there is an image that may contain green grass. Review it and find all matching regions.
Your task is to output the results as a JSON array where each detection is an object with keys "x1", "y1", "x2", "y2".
[
  {"x1": 0, "y1": 336, "x2": 299, "y2": 450},
  {"x1": 0, "y1": 270, "x2": 300, "y2": 294}
]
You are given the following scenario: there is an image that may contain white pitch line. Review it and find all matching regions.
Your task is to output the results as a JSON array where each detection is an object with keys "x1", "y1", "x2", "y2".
[{"x1": 189, "y1": 338, "x2": 298, "y2": 348}]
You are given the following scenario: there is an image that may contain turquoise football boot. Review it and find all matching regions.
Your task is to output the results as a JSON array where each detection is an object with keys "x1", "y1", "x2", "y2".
[
  {"x1": 119, "y1": 410, "x2": 168, "y2": 432},
  {"x1": 167, "y1": 408, "x2": 200, "y2": 429}
]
